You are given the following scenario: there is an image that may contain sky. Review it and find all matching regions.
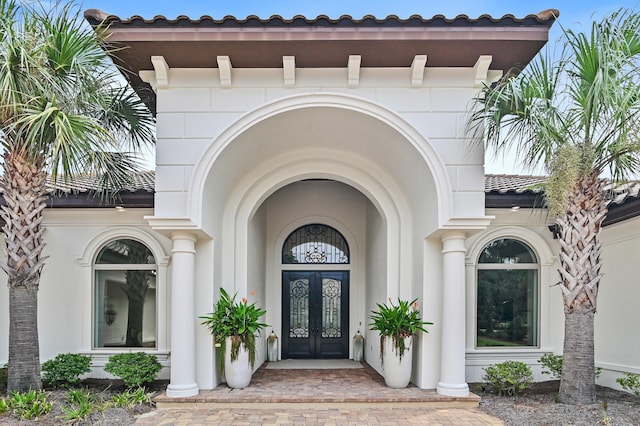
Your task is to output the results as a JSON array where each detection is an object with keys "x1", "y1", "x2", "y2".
[{"x1": 81, "y1": 0, "x2": 640, "y2": 174}]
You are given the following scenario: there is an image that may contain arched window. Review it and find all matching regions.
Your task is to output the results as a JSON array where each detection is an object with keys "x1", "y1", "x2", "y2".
[
  {"x1": 282, "y1": 224, "x2": 349, "y2": 264},
  {"x1": 93, "y1": 239, "x2": 157, "y2": 348},
  {"x1": 476, "y1": 238, "x2": 539, "y2": 348}
]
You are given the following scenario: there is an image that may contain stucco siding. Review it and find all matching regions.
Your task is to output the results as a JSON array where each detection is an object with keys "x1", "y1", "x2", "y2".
[
  {"x1": 0, "y1": 208, "x2": 173, "y2": 378},
  {"x1": 597, "y1": 216, "x2": 640, "y2": 390}
]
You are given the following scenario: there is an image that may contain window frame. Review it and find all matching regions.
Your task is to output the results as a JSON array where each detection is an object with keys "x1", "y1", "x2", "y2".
[
  {"x1": 465, "y1": 227, "x2": 554, "y2": 353},
  {"x1": 476, "y1": 240, "x2": 539, "y2": 349},
  {"x1": 282, "y1": 223, "x2": 350, "y2": 265},
  {"x1": 93, "y1": 239, "x2": 158, "y2": 349},
  {"x1": 78, "y1": 228, "x2": 170, "y2": 356}
]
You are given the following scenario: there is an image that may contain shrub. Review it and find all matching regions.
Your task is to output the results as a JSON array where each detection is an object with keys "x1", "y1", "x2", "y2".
[
  {"x1": 539, "y1": 353, "x2": 563, "y2": 379},
  {"x1": 484, "y1": 360, "x2": 533, "y2": 396},
  {"x1": 41, "y1": 353, "x2": 91, "y2": 388},
  {"x1": 104, "y1": 352, "x2": 162, "y2": 389},
  {"x1": 616, "y1": 373, "x2": 640, "y2": 396}
]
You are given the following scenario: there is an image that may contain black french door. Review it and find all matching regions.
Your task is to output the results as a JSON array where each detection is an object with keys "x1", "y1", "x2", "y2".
[{"x1": 282, "y1": 271, "x2": 349, "y2": 359}]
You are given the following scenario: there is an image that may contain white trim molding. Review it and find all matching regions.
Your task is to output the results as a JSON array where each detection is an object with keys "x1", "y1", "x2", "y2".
[{"x1": 77, "y1": 227, "x2": 171, "y2": 355}]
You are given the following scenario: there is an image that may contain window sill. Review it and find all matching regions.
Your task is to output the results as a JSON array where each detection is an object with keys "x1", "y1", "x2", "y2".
[
  {"x1": 466, "y1": 348, "x2": 552, "y2": 361},
  {"x1": 81, "y1": 350, "x2": 171, "y2": 367}
]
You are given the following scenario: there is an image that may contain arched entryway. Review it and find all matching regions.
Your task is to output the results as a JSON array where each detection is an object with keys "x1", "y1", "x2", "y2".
[
  {"x1": 164, "y1": 93, "x2": 466, "y2": 392},
  {"x1": 281, "y1": 224, "x2": 350, "y2": 359}
]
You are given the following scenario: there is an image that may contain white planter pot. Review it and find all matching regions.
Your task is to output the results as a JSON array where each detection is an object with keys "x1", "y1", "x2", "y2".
[
  {"x1": 224, "y1": 336, "x2": 253, "y2": 389},
  {"x1": 382, "y1": 335, "x2": 413, "y2": 388}
]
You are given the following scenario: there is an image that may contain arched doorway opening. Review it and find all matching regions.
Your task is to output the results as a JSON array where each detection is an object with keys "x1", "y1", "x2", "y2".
[{"x1": 281, "y1": 224, "x2": 350, "y2": 359}]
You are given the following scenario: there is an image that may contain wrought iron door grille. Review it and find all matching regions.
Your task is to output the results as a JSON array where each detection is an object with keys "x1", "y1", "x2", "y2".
[{"x1": 282, "y1": 224, "x2": 350, "y2": 264}]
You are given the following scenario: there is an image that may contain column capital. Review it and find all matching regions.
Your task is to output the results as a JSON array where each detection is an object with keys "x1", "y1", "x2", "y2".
[
  {"x1": 441, "y1": 232, "x2": 466, "y2": 254},
  {"x1": 171, "y1": 232, "x2": 197, "y2": 255},
  {"x1": 170, "y1": 231, "x2": 198, "y2": 242}
]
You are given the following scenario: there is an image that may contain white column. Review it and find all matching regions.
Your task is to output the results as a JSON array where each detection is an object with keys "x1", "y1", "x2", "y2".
[
  {"x1": 437, "y1": 232, "x2": 469, "y2": 396},
  {"x1": 166, "y1": 232, "x2": 199, "y2": 397}
]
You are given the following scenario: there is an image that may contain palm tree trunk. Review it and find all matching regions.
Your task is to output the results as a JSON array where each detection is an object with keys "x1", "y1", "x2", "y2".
[
  {"x1": 1, "y1": 152, "x2": 47, "y2": 392},
  {"x1": 8, "y1": 286, "x2": 41, "y2": 391},
  {"x1": 556, "y1": 172, "x2": 607, "y2": 405},
  {"x1": 559, "y1": 312, "x2": 595, "y2": 404}
]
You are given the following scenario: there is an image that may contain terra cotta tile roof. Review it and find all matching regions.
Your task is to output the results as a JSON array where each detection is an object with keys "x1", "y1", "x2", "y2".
[
  {"x1": 35, "y1": 171, "x2": 640, "y2": 207},
  {"x1": 45, "y1": 171, "x2": 155, "y2": 194},
  {"x1": 484, "y1": 173, "x2": 640, "y2": 206}
]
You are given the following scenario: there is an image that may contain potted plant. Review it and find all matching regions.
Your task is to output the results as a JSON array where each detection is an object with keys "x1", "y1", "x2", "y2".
[
  {"x1": 369, "y1": 297, "x2": 432, "y2": 388},
  {"x1": 200, "y1": 288, "x2": 268, "y2": 388}
]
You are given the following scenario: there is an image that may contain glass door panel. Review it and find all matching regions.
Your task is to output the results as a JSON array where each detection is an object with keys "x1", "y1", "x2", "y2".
[
  {"x1": 282, "y1": 271, "x2": 349, "y2": 358},
  {"x1": 289, "y1": 278, "x2": 310, "y2": 339}
]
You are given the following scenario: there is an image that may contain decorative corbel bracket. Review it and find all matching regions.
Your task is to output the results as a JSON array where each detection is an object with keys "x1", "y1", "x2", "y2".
[
  {"x1": 150, "y1": 55, "x2": 169, "y2": 89},
  {"x1": 348, "y1": 55, "x2": 361, "y2": 88},
  {"x1": 217, "y1": 56, "x2": 232, "y2": 88},
  {"x1": 283, "y1": 56, "x2": 295, "y2": 88},
  {"x1": 411, "y1": 55, "x2": 428, "y2": 88},
  {"x1": 473, "y1": 55, "x2": 493, "y2": 87}
]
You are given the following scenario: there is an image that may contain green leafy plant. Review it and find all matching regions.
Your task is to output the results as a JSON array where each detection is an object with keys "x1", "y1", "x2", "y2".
[
  {"x1": 200, "y1": 288, "x2": 268, "y2": 371},
  {"x1": 62, "y1": 389, "x2": 100, "y2": 422},
  {"x1": 104, "y1": 353, "x2": 162, "y2": 389},
  {"x1": 616, "y1": 373, "x2": 640, "y2": 396},
  {"x1": 41, "y1": 353, "x2": 92, "y2": 388},
  {"x1": 484, "y1": 360, "x2": 533, "y2": 396},
  {"x1": 0, "y1": 398, "x2": 8, "y2": 414},
  {"x1": 111, "y1": 387, "x2": 154, "y2": 409},
  {"x1": 4, "y1": 390, "x2": 53, "y2": 420},
  {"x1": 369, "y1": 298, "x2": 432, "y2": 361},
  {"x1": 539, "y1": 353, "x2": 563, "y2": 379}
]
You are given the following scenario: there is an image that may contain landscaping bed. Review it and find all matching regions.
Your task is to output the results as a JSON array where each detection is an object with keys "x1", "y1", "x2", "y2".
[
  {"x1": 474, "y1": 380, "x2": 640, "y2": 426},
  {"x1": 0, "y1": 379, "x2": 168, "y2": 425}
]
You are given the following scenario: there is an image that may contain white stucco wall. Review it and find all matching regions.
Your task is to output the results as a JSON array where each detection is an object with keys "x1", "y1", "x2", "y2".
[
  {"x1": 596, "y1": 216, "x2": 640, "y2": 391},
  {"x1": 0, "y1": 208, "x2": 173, "y2": 379},
  {"x1": 248, "y1": 205, "x2": 268, "y2": 370},
  {"x1": 147, "y1": 63, "x2": 495, "y2": 390},
  {"x1": 464, "y1": 208, "x2": 640, "y2": 391},
  {"x1": 464, "y1": 208, "x2": 562, "y2": 383},
  {"x1": 152, "y1": 66, "x2": 495, "y2": 229},
  {"x1": 364, "y1": 200, "x2": 388, "y2": 375}
]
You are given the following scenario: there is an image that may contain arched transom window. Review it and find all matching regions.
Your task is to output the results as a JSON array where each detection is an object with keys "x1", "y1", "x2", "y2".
[
  {"x1": 93, "y1": 239, "x2": 157, "y2": 348},
  {"x1": 476, "y1": 238, "x2": 539, "y2": 348},
  {"x1": 282, "y1": 224, "x2": 350, "y2": 264}
]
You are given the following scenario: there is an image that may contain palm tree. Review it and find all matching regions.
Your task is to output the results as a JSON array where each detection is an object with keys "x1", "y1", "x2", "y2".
[
  {"x1": 468, "y1": 9, "x2": 640, "y2": 404},
  {"x1": 0, "y1": 0, "x2": 154, "y2": 392}
]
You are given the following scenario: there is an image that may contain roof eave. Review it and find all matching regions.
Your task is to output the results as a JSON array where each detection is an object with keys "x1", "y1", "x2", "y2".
[{"x1": 85, "y1": 10, "x2": 558, "y2": 114}]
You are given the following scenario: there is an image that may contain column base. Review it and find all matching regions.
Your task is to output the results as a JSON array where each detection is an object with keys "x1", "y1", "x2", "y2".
[
  {"x1": 166, "y1": 383, "x2": 199, "y2": 398},
  {"x1": 437, "y1": 381, "x2": 469, "y2": 397}
]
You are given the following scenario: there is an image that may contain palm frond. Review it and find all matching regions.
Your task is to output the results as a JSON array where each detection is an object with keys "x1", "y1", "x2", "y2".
[
  {"x1": 0, "y1": 0, "x2": 155, "y2": 194},
  {"x1": 468, "y1": 8, "x2": 640, "y2": 213}
]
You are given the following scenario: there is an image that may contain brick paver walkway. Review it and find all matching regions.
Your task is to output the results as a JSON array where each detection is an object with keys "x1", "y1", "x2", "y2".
[
  {"x1": 135, "y1": 406, "x2": 504, "y2": 425},
  {"x1": 138, "y1": 363, "x2": 504, "y2": 425}
]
